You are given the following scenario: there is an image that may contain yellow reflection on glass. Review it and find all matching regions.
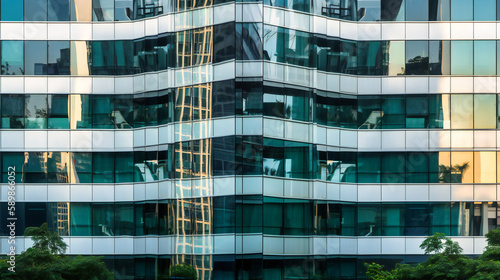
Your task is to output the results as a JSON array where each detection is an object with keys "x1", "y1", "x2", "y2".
[
  {"x1": 474, "y1": 95, "x2": 496, "y2": 129},
  {"x1": 69, "y1": 94, "x2": 92, "y2": 129},
  {"x1": 386, "y1": 41, "x2": 405, "y2": 76},
  {"x1": 47, "y1": 152, "x2": 72, "y2": 183},
  {"x1": 70, "y1": 41, "x2": 91, "y2": 76},
  {"x1": 192, "y1": 83, "x2": 212, "y2": 121},
  {"x1": 439, "y1": 151, "x2": 451, "y2": 183},
  {"x1": 451, "y1": 152, "x2": 473, "y2": 184},
  {"x1": 441, "y1": 94, "x2": 451, "y2": 129},
  {"x1": 474, "y1": 151, "x2": 496, "y2": 183},
  {"x1": 451, "y1": 94, "x2": 473, "y2": 129},
  {"x1": 71, "y1": 0, "x2": 92, "y2": 21}
]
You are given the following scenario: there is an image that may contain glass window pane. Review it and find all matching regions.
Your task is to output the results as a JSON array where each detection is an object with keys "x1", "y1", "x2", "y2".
[
  {"x1": 176, "y1": 30, "x2": 192, "y2": 67},
  {"x1": 70, "y1": 203, "x2": 92, "y2": 236},
  {"x1": 92, "y1": 95, "x2": 114, "y2": 128},
  {"x1": 114, "y1": 95, "x2": 133, "y2": 128},
  {"x1": 358, "y1": 153, "x2": 381, "y2": 183},
  {"x1": 93, "y1": 0, "x2": 114, "y2": 21},
  {"x1": 263, "y1": 25, "x2": 285, "y2": 63},
  {"x1": 2, "y1": 153, "x2": 23, "y2": 183},
  {"x1": 93, "y1": 153, "x2": 114, "y2": 183},
  {"x1": 157, "y1": 33, "x2": 176, "y2": 70},
  {"x1": 430, "y1": 94, "x2": 450, "y2": 129},
  {"x1": 2, "y1": 95, "x2": 25, "y2": 128},
  {"x1": 114, "y1": 0, "x2": 133, "y2": 20},
  {"x1": 1, "y1": 0, "x2": 23, "y2": 21},
  {"x1": 451, "y1": 94, "x2": 473, "y2": 129},
  {"x1": 451, "y1": 152, "x2": 473, "y2": 184},
  {"x1": 474, "y1": 0, "x2": 496, "y2": 21},
  {"x1": 263, "y1": 197, "x2": 283, "y2": 234},
  {"x1": 429, "y1": 40, "x2": 450, "y2": 75},
  {"x1": 236, "y1": 136, "x2": 263, "y2": 176},
  {"x1": 214, "y1": 196, "x2": 235, "y2": 234},
  {"x1": 48, "y1": 41, "x2": 70, "y2": 75},
  {"x1": 382, "y1": 96, "x2": 405, "y2": 129},
  {"x1": 25, "y1": 0, "x2": 48, "y2": 21},
  {"x1": 406, "y1": 0, "x2": 428, "y2": 20},
  {"x1": 451, "y1": 0, "x2": 472, "y2": 21},
  {"x1": 70, "y1": 41, "x2": 91, "y2": 75},
  {"x1": 93, "y1": 204, "x2": 114, "y2": 236},
  {"x1": 358, "y1": 204, "x2": 381, "y2": 236},
  {"x1": 451, "y1": 41, "x2": 473, "y2": 75},
  {"x1": 2, "y1": 41, "x2": 24, "y2": 75},
  {"x1": 91, "y1": 41, "x2": 115, "y2": 75},
  {"x1": 263, "y1": 138, "x2": 284, "y2": 177},
  {"x1": 381, "y1": 0, "x2": 405, "y2": 21},
  {"x1": 284, "y1": 199, "x2": 311, "y2": 235},
  {"x1": 25, "y1": 41, "x2": 48, "y2": 75},
  {"x1": 25, "y1": 95, "x2": 48, "y2": 129},
  {"x1": 431, "y1": 203, "x2": 451, "y2": 235},
  {"x1": 284, "y1": 141, "x2": 311, "y2": 179},
  {"x1": 115, "y1": 203, "x2": 134, "y2": 235},
  {"x1": 213, "y1": 80, "x2": 235, "y2": 118},
  {"x1": 474, "y1": 94, "x2": 496, "y2": 129},
  {"x1": 406, "y1": 95, "x2": 428, "y2": 128},
  {"x1": 285, "y1": 29, "x2": 312, "y2": 67},
  {"x1": 405, "y1": 204, "x2": 429, "y2": 236},
  {"x1": 339, "y1": 40, "x2": 356, "y2": 74},
  {"x1": 48, "y1": 0, "x2": 70, "y2": 21},
  {"x1": 285, "y1": 88, "x2": 310, "y2": 121},
  {"x1": 71, "y1": 0, "x2": 92, "y2": 21},
  {"x1": 48, "y1": 95, "x2": 69, "y2": 129},
  {"x1": 357, "y1": 96, "x2": 381, "y2": 129},
  {"x1": 214, "y1": 22, "x2": 235, "y2": 63},
  {"x1": 474, "y1": 151, "x2": 496, "y2": 183},
  {"x1": 115, "y1": 152, "x2": 134, "y2": 183},
  {"x1": 405, "y1": 41, "x2": 429, "y2": 75},
  {"x1": 381, "y1": 204, "x2": 404, "y2": 236},
  {"x1": 383, "y1": 41, "x2": 405, "y2": 76},
  {"x1": 70, "y1": 94, "x2": 92, "y2": 129},
  {"x1": 47, "y1": 152, "x2": 71, "y2": 183},
  {"x1": 24, "y1": 152, "x2": 47, "y2": 183},
  {"x1": 474, "y1": 41, "x2": 496, "y2": 75},
  {"x1": 236, "y1": 23, "x2": 263, "y2": 60},
  {"x1": 429, "y1": 0, "x2": 450, "y2": 21},
  {"x1": 358, "y1": 0, "x2": 381, "y2": 21},
  {"x1": 72, "y1": 152, "x2": 92, "y2": 183},
  {"x1": 115, "y1": 40, "x2": 135, "y2": 74},
  {"x1": 357, "y1": 41, "x2": 383, "y2": 75}
]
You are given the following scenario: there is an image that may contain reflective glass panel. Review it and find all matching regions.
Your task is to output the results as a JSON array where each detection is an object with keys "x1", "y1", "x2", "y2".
[
  {"x1": 429, "y1": 0, "x2": 450, "y2": 21},
  {"x1": 429, "y1": 40, "x2": 450, "y2": 75},
  {"x1": 450, "y1": 94, "x2": 473, "y2": 129},
  {"x1": 381, "y1": 0, "x2": 405, "y2": 21},
  {"x1": 92, "y1": 41, "x2": 115, "y2": 75},
  {"x1": 2, "y1": 95, "x2": 24, "y2": 128},
  {"x1": 70, "y1": 94, "x2": 92, "y2": 129},
  {"x1": 24, "y1": 152, "x2": 47, "y2": 183},
  {"x1": 25, "y1": 95, "x2": 48, "y2": 129},
  {"x1": 114, "y1": 0, "x2": 133, "y2": 20},
  {"x1": 474, "y1": 41, "x2": 496, "y2": 75},
  {"x1": 2, "y1": 41, "x2": 24, "y2": 75},
  {"x1": 93, "y1": 0, "x2": 114, "y2": 21},
  {"x1": 405, "y1": 41, "x2": 428, "y2": 75},
  {"x1": 236, "y1": 23, "x2": 263, "y2": 60},
  {"x1": 25, "y1": 0, "x2": 48, "y2": 21},
  {"x1": 383, "y1": 41, "x2": 405, "y2": 76},
  {"x1": 48, "y1": 0, "x2": 70, "y2": 21},
  {"x1": 1, "y1": 0, "x2": 23, "y2": 21},
  {"x1": 451, "y1": 0, "x2": 472, "y2": 21},
  {"x1": 48, "y1": 41, "x2": 70, "y2": 75},
  {"x1": 47, "y1": 152, "x2": 71, "y2": 183},
  {"x1": 406, "y1": 0, "x2": 427, "y2": 20},
  {"x1": 451, "y1": 41, "x2": 473, "y2": 75},
  {"x1": 474, "y1": 94, "x2": 496, "y2": 129},
  {"x1": 25, "y1": 41, "x2": 48, "y2": 75},
  {"x1": 358, "y1": 0, "x2": 381, "y2": 21},
  {"x1": 70, "y1": 41, "x2": 91, "y2": 75},
  {"x1": 474, "y1": 152, "x2": 496, "y2": 183},
  {"x1": 357, "y1": 41, "x2": 383, "y2": 75},
  {"x1": 72, "y1": 152, "x2": 92, "y2": 183},
  {"x1": 451, "y1": 152, "x2": 473, "y2": 184},
  {"x1": 474, "y1": 0, "x2": 496, "y2": 21},
  {"x1": 71, "y1": 0, "x2": 92, "y2": 21},
  {"x1": 92, "y1": 95, "x2": 114, "y2": 128},
  {"x1": 263, "y1": 25, "x2": 285, "y2": 63},
  {"x1": 214, "y1": 23, "x2": 235, "y2": 63},
  {"x1": 48, "y1": 94, "x2": 69, "y2": 129},
  {"x1": 157, "y1": 33, "x2": 176, "y2": 70},
  {"x1": 93, "y1": 153, "x2": 114, "y2": 183},
  {"x1": 115, "y1": 40, "x2": 135, "y2": 74},
  {"x1": 114, "y1": 95, "x2": 133, "y2": 128}
]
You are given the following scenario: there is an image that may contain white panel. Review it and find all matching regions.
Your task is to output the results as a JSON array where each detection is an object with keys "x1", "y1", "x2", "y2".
[
  {"x1": 70, "y1": 185, "x2": 92, "y2": 201},
  {"x1": 326, "y1": 237, "x2": 340, "y2": 254},
  {"x1": 357, "y1": 23, "x2": 381, "y2": 40},
  {"x1": 327, "y1": 18, "x2": 339, "y2": 37},
  {"x1": 48, "y1": 77, "x2": 70, "y2": 93},
  {"x1": 92, "y1": 77, "x2": 115, "y2": 94},
  {"x1": 285, "y1": 121, "x2": 309, "y2": 142},
  {"x1": 158, "y1": 71, "x2": 169, "y2": 90},
  {"x1": 451, "y1": 185, "x2": 473, "y2": 201},
  {"x1": 70, "y1": 23, "x2": 92, "y2": 40},
  {"x1": 429, "y1": 77, "x2": 450, "y2": 93},
  {"x1": 158, "y1": 237, "x2": 172, "y2": 254},
  {"x1": 474, "y1": 238, "x2": 488, "y2": 254},
  {"x1": 25, "y1": 77, "x2": 48, "y2": 93},
  {"x1": 405, "y1": 131, "x2": 429, "y2": 151},
  {"x1": 115, "y1": 184, "x2": 134, "y2": 201},
  {"x1": 382, "y1": 185, "x2": 405, "y2": 201},
  {"x1": 358, "y1": 238, "x2": 381, "y2": 254},
  {"x1": 284, "y1": 179, "x2": 309, "y2": 198},
  {"x1": 25, "y1": 23, "x2": 47, "y2": 40},
  {"x1": 357, "y1": 77, "x2": 381, "y2": 94},
  {"x1": 381, "y1": 23, "x2": 405, "y2": 40},
  {"x1": 340, "y1": 238, "x2": 357, "y2": 254},
  {"x1": 48, "y1": 185, "x2": 70, "y2": 201},
  {"x1": 382, "y1": 131, "x2": 405, "y2": 150},
  {"x1": 145, "y1": 73, "x2": 158, "y2": 91},
  {"x1": 429, "y1": 185, "x2": 451, "y2": 201},
  {"x1": 134, "y1": 129, "x2": 145, "y2": 147},
  {"x1": 192, "y1": 7, "x2": 213, "y2": 28},
  {"x1": 243, "y1": 176, "x2": 262, "y2": 194},
  {"x1": 214, "y1": 62, "x2": 235, "y2": 81},
  {"x1": 114, "y1": 131, "x2": 133, "y2": 149},
  {"x1": 1, "y1": 77, "x2": 24, "y2": 93},
  {"x1": 263, "y1": 7, "x2": 284, "y2": 26},
  {"x1": 284, "y1": 237, "x2": 310, "y2": 255},
  {"x1": 92, "y1": 131, "x2": 114, "y2": 150},
  {"x1": 48, "y1": 24, "x2": 70, "y2": 40},
  {"x1": 114, "y1": 77, "x2": 134, "y2": 94},
  {"x1": 158, "y1": 180, "x2": 172, "y2": 199},
  {"x1": 381, "y1": 238, "x2": 405, "y2": 254},
  {"x1": 133, "y1": 20, "x2": 145, "y2": 37},
  {"x1": 340, "y1": 130, "x2": 357, "y2": 148},
  {"x1": 313, "y1": 237, "x2": 327, "y2": 254},
  {"x1": 144, "y1": 18, "x2": 158, "y2": 36},
  {"x1": 133, "y1": 75, "x2": 145, "y2": 93},
  {"x1": 450, "y1": 22, "x2": 473, "y2": 39},
  {"x1": 71, "y1": 77, "x2": 92, "y2": 94},
  {"x1": 214, "y1": 177, "x2": 235, "y2": 196},
  {"x1": 114, "y1": 239, "x2": 134, "y2": 255},
  {"x1": 47, "y1": 131, "x2": 69, "y2": 150},
  {"x1": 242, "y1": 61, "x2": 263, "y2": 77},
  {"x1": 340, "y1": 21, "x2": 357, "y2": 40},
  {"x1": 263, "y1": 236, "x2": 283, "y2": 254},
  {"x1": 316, "y1": 126, "x2": 327, "y2": 145},
  {"x1": 146, "y1": 128, "x2": 159, "y2": 146},
  {"x1": 453, "y1": 238, "x2": 474, "y2": 254},
  {"x1": 192, "y1": 120, "x2": 211, "y2": 140},
  {"x1": 382, "y1": 77, "x2": 405, "y2": 94},
  {"x1": 134, "y1": 238, "x2": 147, "y2": 254},
  {"x1": 313, "y1": 181, "x2": 327, "y2": 199},
  {"x1": 263, "y1": 177, "x2": 283, "y2": 197},
  {"x1": 406, "y1": 185, "x2": 429, "y2": 201},
  {"x1": 70, "y1": 238, "x2": 92, "y2": 254},
  {"x1": 175, "y1": 123, "x2": 192, "y2": 142},
  {"x1": 326, "y1": 128, "x2": 340, "y2": 146},
  {"x1": 340, "y1": 184, "x2": 357, "y2": 201},
  {"x1": 474, "y1": 185, "x2": 496, "y2": 201},
  {"x1": 24, "y1": 185, "x2": 48, "y2": 201},
  {"x1": 214, "y1": 118, "x2": 235, "y2": 137},
  {"x1": 158, "y1": 15, "x2": 173, "y2": 33},
  {"x1": 474, "y1": 22, "x2": 496, "y2": 39},
  {"x1": 242, "y1": 117, "x2": 261, "y2": 135},
  {"x1": 93, "y1": 238, "x2": 114, "y2": 254},
  {"x1": 286, "y1": 66, "x2": 310, "y2": 87},
  {"x1": 25, "y1": 131, "x2": 47, "y2": 150},
  {"x1": 340, "y1": 75, "x2": 357, "y2": 94},
  {"x1": 474, "y1": 77, "x2": 496, "y2": 93},
  {"x1": 1, "y1": 23, "x2": 23, "y2": 39},
  {"x1": 326, "y1": 183, "x2": 340, "y2": 200},
  {"x1": 145, "y1": 182, "x2": 159, "y2": 200},
  {"x1": 92, "y1": 23, "x2": 114, "y2": 40},
  {"x1": 2, "y1": 131, "x2": 24, "y2": 150},
  {"x1": 287, "y1": 11, "x2": 310, "y2": 32},
  {"x1": 327, "y1": 74, "x2": 340, "y2": 92},
  {"x1": 405, "y1": 77, "x2": 429, "y2": 93},
  {"x1": 70, "y1": 131, "x2": 92, "y2": 149},
  {"x1": 313, "y1": 16, "x2": 327, "y2": 34},
  {"x1": 475, "y1": 131, "x2": 496, "y2": 148},
  {"x1": 429, "y1": 22, "x2": 450, "y2": 40},
  {"x1": 214, "y1": 235, "x2": 235, "y2": 254},
  {"x1": 451, "y1": 130, "x2": 473, "y2": 149},
  {"x1": 93, "y1": 185, "x2": 114, "y2": 201},
  {"x1": 146, "y1": 237, "x2": 159, "y2": 254},
  {"x1": 405, "y1": 238, "x2": 425, "y2": 254},
  {"x1": 316, "y1": 72, "x2": 327, "y2": 91},
  {"x1": 357, "y1": 131, "x2": 381, "y2": 150},
  {"x1": 134, "y1": 183, "x2": 146, "y2": 201},
  {"x1": 242, "y1": 235, "x2": 263, "y2": 254},
  {"x1": 405, "y1": 23, "x2": 428, "y2": 40},
  {"x1": 263, "y1": 118, "x2": 284, "y2": 138},
  {"x1": 214, "y1": 4, "x2": 235, "y2": 25},
  {"x1": 358, "y1": 185, "x2": 381, "y2": 202},
  {"x1": 429, "y1": 130, "x2": 451, "y2": 149}
]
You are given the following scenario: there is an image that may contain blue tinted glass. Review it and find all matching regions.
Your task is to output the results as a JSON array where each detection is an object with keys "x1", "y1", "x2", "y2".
[
  {"x1": 25, "y1": 0, "x2": 48, "y2": 21},
  {"x1": 48, "y1": 0, "x2": 70, "y2": 21},
  {"x1": 1, "y1": 0, "x2": 24, "y2": 21},
  {"x1": 406, "y1": 0, "x2": 428, "y2": 21},
  {"x1": 474, "y1": 0, "x2": 496, "y2": 21},
  {"x1": 381, "y1": 0, "x2": 405, "y2": 21},
  {"x1": 451, "y1": 0, "x2": 472, "y2": 21},
  {"x1": 474, "y1": 41, "x2": 496, "y2": 75},
  {"x1": 451, "y1": 41, "x2": 473, "y2": 75},
  {"x1": 25, "y1": 41, "x2": 47, "y2": 75},
  {"x1": 2, "y1": 41, "x2": 24, "y2": 75}
]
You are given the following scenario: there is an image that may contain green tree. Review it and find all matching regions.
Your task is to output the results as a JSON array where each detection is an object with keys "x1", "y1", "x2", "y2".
[
  {"x1": 160, "y1": 264, "x2": 198, "y2": 280},
  {"x1": 0, "y1": 223, "x2": 113, "y2": 280}
]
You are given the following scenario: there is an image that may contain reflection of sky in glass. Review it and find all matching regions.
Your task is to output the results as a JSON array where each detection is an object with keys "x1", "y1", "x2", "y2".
[
  {"x1": 2, "y1": 41, "x2": 24, "y2": 75},
  {"x1": 474, "y1": 0, "x2": 496, "y2": 21},
  {"x1": 451, "y1": 0, "x2": 472, "y2": 20},
  {"x1": 388, "y1": 41, "x2": 405, "y2": 76},
  {"x1": 474, "y1": 41, "x2": 496, "y2": 75},
  {"x1": 406, "y1": 0, "x2": 428, "y2": 21},
  {"x1": 358, "y1": 0, "x2": 381, "y2": 21},
  {"x1": 451, "y1": 41, "x2": 473, "y2": 75},
  {"x1": 1, "y1": 1, "x2": 23, "y2": 21}
]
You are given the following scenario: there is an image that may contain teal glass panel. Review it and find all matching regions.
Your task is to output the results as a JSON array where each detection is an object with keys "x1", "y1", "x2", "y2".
[
  {"x1": 24, "y1": 152, "x2": 47, "y2": 183},
  {"x1": 236, "y1": 195, "x2": 263, "y2": 233},
  {"x1": 114, "y1": 95, "x2": 133, "y2": 129},
  {"x1": 314, "y1": 201, "x2": 328, "y2": 235},
  {"x1": 1, "y1": 0, "x2": 23, "y2": 21},
  {"x1": 284, "y1": 141, "x2": 311, "y2": 179},
  {"x1": 115, "y1": 203, "x2": 134, "y2": 235},
  {"x1": 72, "y1": 153, "x2": 92, "y2": 183},
  {"x1": 406, "y1": 0, "x2": 427, "y2": 20},
  {"x1": 451, "y1": 0, "x2": 472, "y2": 20},
  {"x1": 114, "y1": 0, "x2": 133, "y2": 20},
  {"x1": 285, "y1": 88, "x2": 310, "y2": 122},
  {"x1": 2, "y1": 153, "x2": 24, "y2": 183},
  {"x1": 263, "y1": 86, "x2": 285, "y2": 118},
  {"x1": 2, "y1": 41, "x2": 24, "y2": 75},
  {"x1": 263, "y1": 25, "x2": 285, "y2": 63},
  {"x1": 429, "y1": 40, "x2": 450, "y2": 75},
  {"x1": 236, "y1": 136, "x2": 263, "y2": 176},
  {"x1": 158, "y1": 149, "x2": 171, "y2": 180},
  {"x1": 357, "y1": 96, "x2": 381, "y2": 129},
  {"x1": 431, "y1": 203, "x2": 451, "y2": 235},
  {"x1": 93, "y1": 203, "x2": 114, "y2": 236},
  {"x1": 327, "y1": 203, "x2": 341, "y2": 235},
  {"x1": 92, "y1": 95, "x2": 114, "y2": 128},
  {"x1": 339, "y1": 95, "x2": 357, "y2": 128},
  {"x1": 340, "y1": 40, "x2": 357, "y2": 74},
  {"x1": 285, "y1": 29, "x2": 312, "y2": 67},
  {"x1": 381, "y1": 0, "x2": 405, "y2": 21},
  {"x1": 357, "y1": 41, "x2": 383, "y2": 75},
  {"x1": 382, "y1": 96, "x2": 405, "y2": 129},
  {"x1": 93, "y1": 0, "x2": 114, "y2": 21},
  {"x1": 357, "y1": 204, "x2": 381, "y2": 236},
  {"x1": 474, "y1": 41, "x2": 496, "y2": 75},
  {"x1": 70, "y1": 94, "x2": 92, "y2": 129},
  {"x1": 429, "y1": 94, "x2": 449, "y2": 129},
  {"x1": 263, "y1": 197, "x2": 283, "y2": 234},
  {"x1": 381, "y1": 153, "x2": 405, "y2": 183},
  {"x1": 115, "y1": 40, "x2": 135, "y2": 74},
  {"x1": 115, "y1": 152, "x2": 134, "y2": 183},
  {"x1": 405, "y1": 204, "x2": 429, "y2": 236},
  {"x1": 158, "y1": 200, "x2": 173, "y2": 235},
  {"x1": 263, "y1": 138, "x2": 284, "y2": 177},
  {"x1": 214, "y1": 196, "x2": 235, "y2": 234},
  {"x1": 358, "y1": 0, "x2": 381, "y2": 21},
  {"x1": 91, "y1": 41, "x2": 115, "y2": 75},
  {"x1": 474, "y1": 0, "x2": 496, "y2": 21},
  {"x1": 48, "y1": 41, "x2": 70, "y2": 75},
  {"x1": 25, "y1": 0, "x2": 48, "y2": 21},
  {"x1": 25, "y1": 95, "x2": 47, "y2": 129},
  {"x1": 406, "y1": 153, "x2": 429, "y2": 183},
  {"x1": 70, "y1": 203, "x2": 92, "y2": 236},
  {"x1": 406, "y1": 95, "x2": 428, "y2": 128},
  {"x1": 284, "y1": 199, "x2": 312, "y2": 235},
  {"x1": 93, "y1": 153, "x2": 114, "y2": 183},
  {"x1": 2, "y1": 95, "x2": 25, "y2": 128},
  {"x1": 48, "y1": 95, "x2": 69, "y2": 129},
  {"x1": 25, "y1": 41, "x2": 47, "y2": 75},
  {"x1": 48, "y1": 0, "x2": 70, "y2": 21},
  {"x1": 381, "y1": 204, "x2": 404, "y2": 236},
  {"x1": 157, "y1": 33, "x2": 176, "y2": 70},
  {"x1": 357, "y1": 153, "x2": 381, "y2": 183}
]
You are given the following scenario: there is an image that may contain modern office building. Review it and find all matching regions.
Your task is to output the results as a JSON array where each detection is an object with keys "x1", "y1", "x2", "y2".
[{"x1": 1, "y1": 0, "x2": 500, "y2": 279}]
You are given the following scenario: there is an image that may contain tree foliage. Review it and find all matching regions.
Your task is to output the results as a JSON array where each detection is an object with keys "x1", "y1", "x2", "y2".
[
  {"x1": 0, "y1": 223, "x2": 113, "y2": 280},
  {"x1": 366, "y1": 229, "x2": 500, "y2": 280}
]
